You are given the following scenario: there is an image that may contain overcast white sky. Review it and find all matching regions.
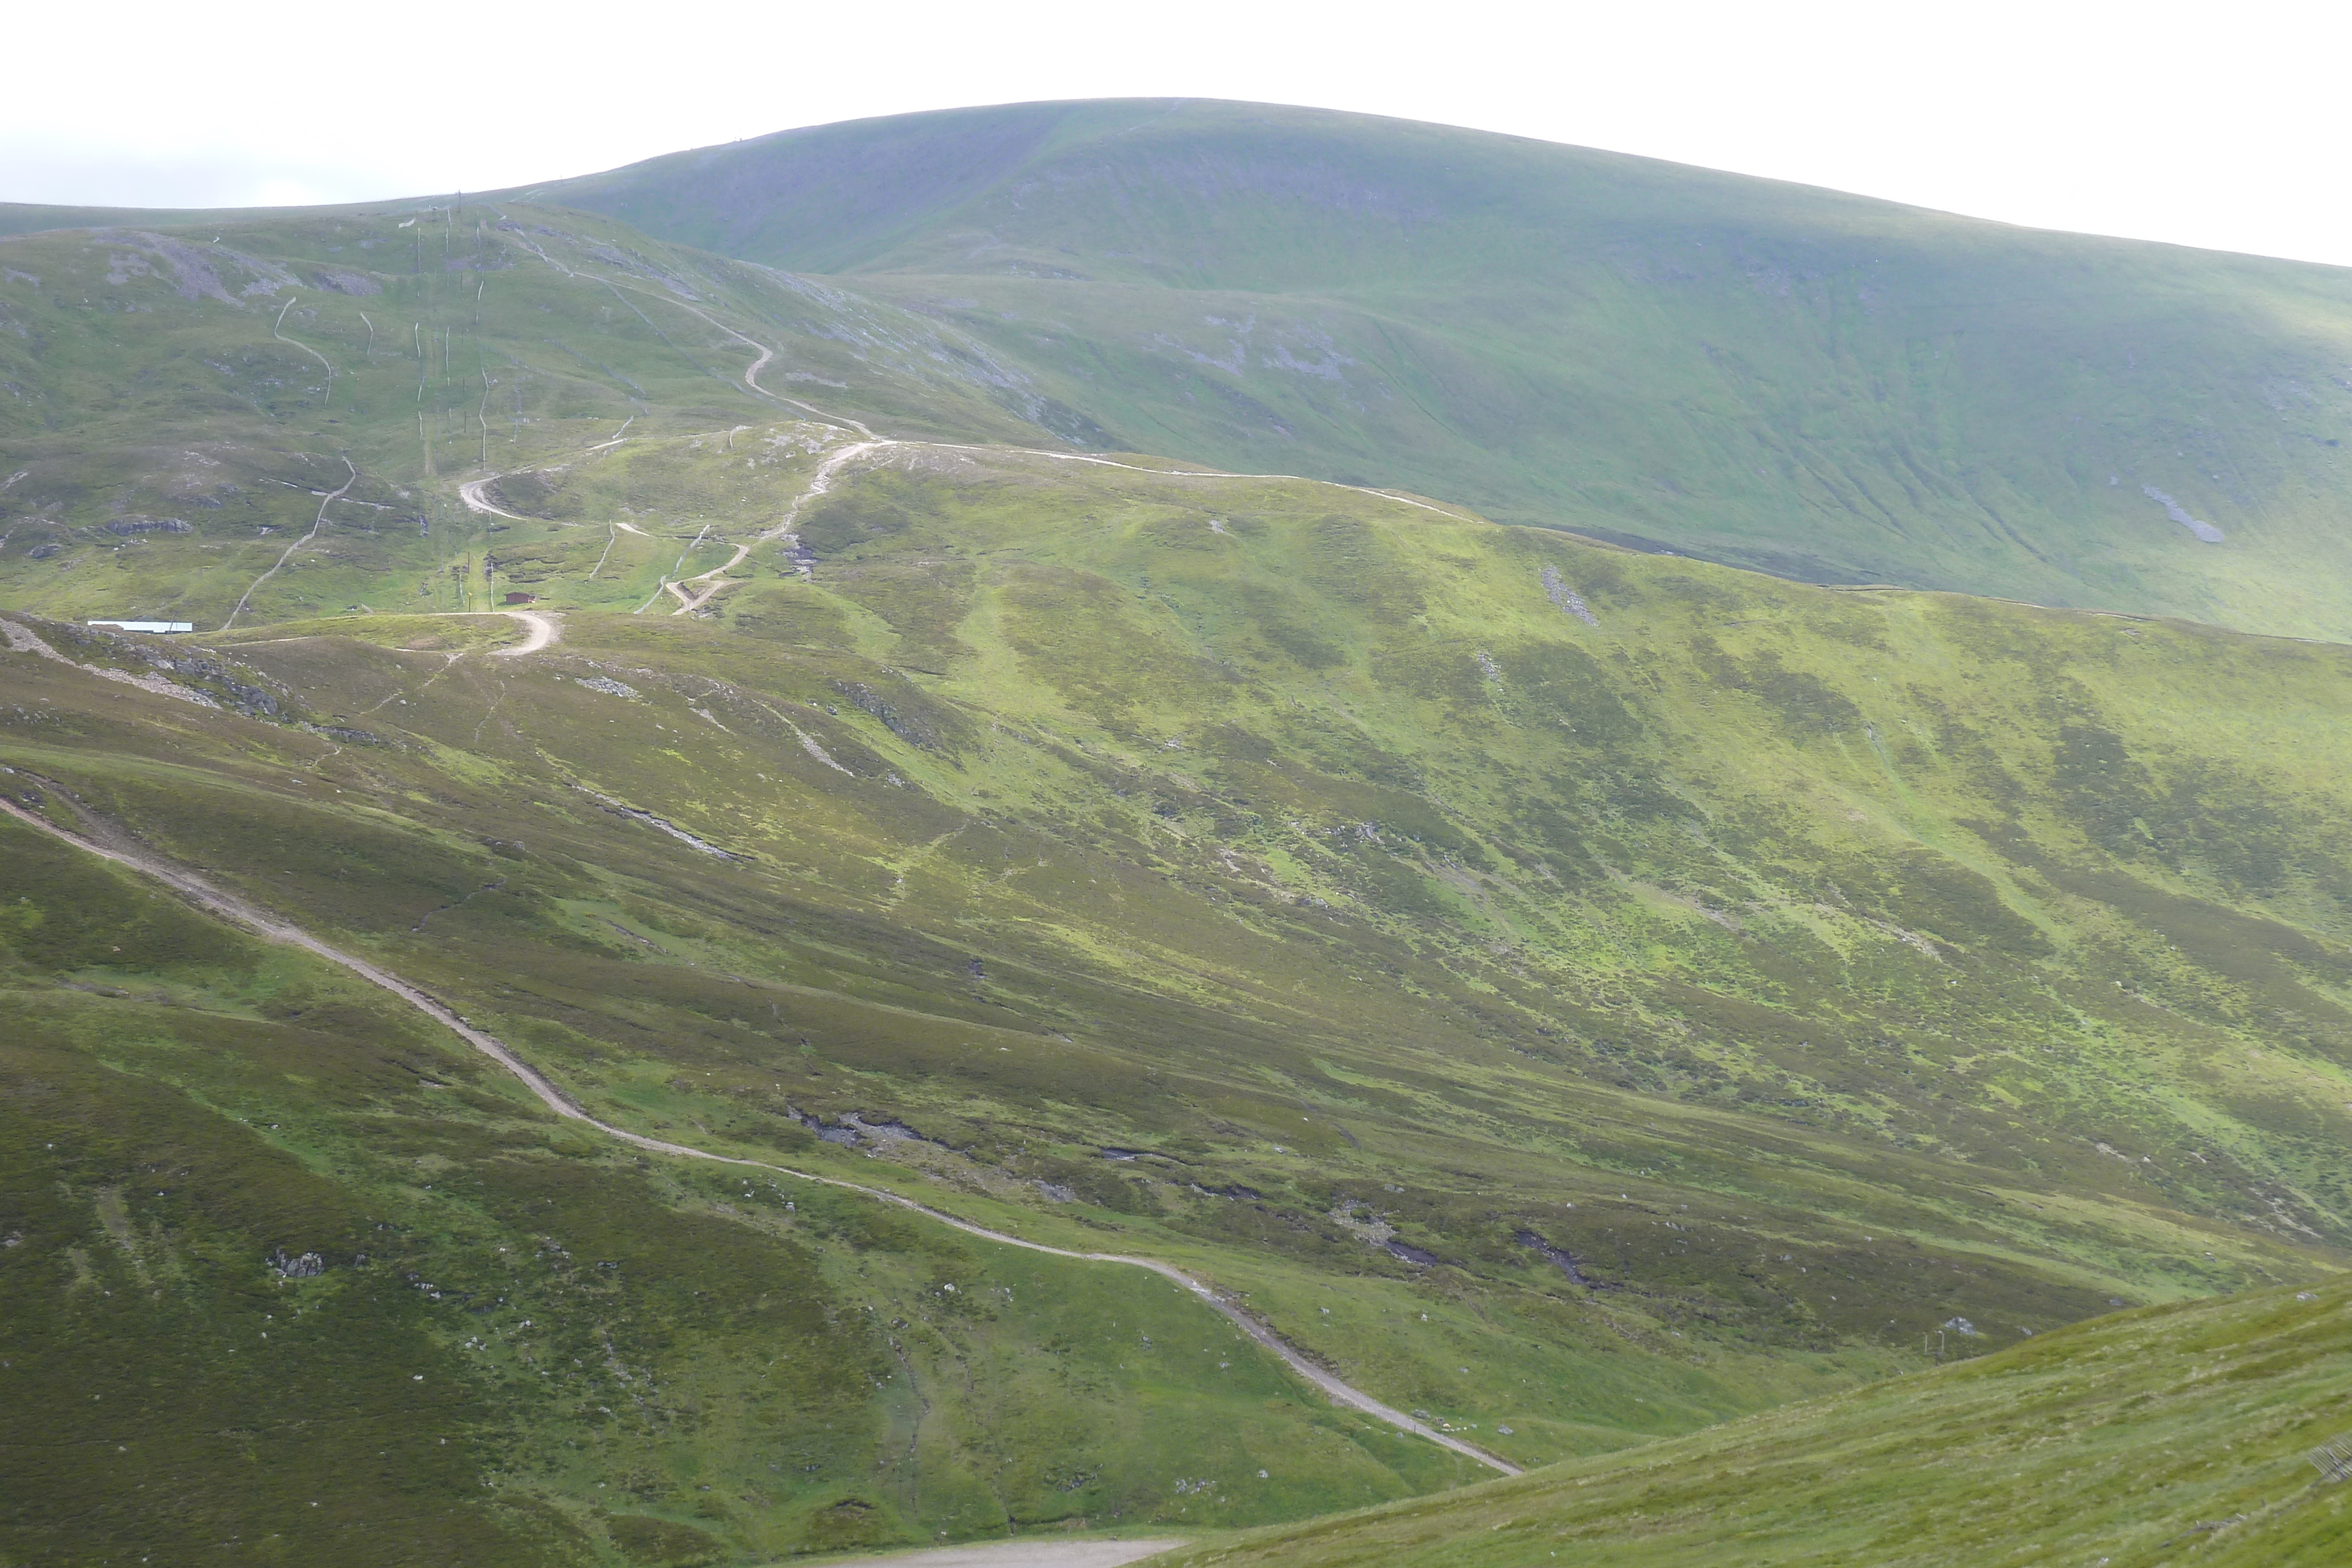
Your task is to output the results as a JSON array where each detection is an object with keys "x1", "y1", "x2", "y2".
[{"x1": 8, "y1": 1, "x2": 2348, "y2": 267}]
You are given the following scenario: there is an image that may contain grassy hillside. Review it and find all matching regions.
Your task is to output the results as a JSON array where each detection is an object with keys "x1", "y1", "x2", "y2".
[
  {"x1": 1151, "y1": 1274, "x2": 2352, "y2": 1566},
  {"x1": 0, "y1": 198, "x2": 1110, "y2": 633},
  {"x1": 6, "y1": 187, "x2": 2352, "y2": 1563},
  {"x1": 8, "y1": 404, "x2": 2352, "y2": 1556},
  {"x1": 524, "y1": 98, "x2": 2352, "y2": 642}
]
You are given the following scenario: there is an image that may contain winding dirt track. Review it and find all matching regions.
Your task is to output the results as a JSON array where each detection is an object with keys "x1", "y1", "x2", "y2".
[
  {"x1": 472, "y1": 607, "x2": 559, "y2": 656},
  {"x1": 0, "y1": 786, "x2": 1517, "y2": 1477},
  {"x1": 831, "y1": 1541, "x2": 1188, "y2": 1568},
  {"x1": 220, "y1": 457, "x2": 359, "y2": 632},
  {"x1": 607, "y1": 278, "x2": 875, "y2": 437},
  {"x1": 272, "y1": 294, "x2": 336, "y2": 406},
  {"x1": 457, "y1": 476, "x2": 527, "y2": 521},
  {"x1": 666, "y1": 439, "x2": 877, "y2": 614}
]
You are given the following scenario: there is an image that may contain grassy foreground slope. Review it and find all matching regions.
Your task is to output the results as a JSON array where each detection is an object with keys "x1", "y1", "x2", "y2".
[
  {"x1": 1, "y1": 779, "x2": 1485, "y2": 1568},
  {"x1": 1153, "y1": 1276, "x2": 2352, "y2": 1567},
  {"x1": 527, "y1": 98, "x2": 2352, "y2": 640}
]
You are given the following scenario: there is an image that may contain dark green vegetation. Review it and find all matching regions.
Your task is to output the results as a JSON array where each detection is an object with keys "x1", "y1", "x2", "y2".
[
  {"x1": 1159, "y1": 1275, "x2": 2352, "y2": 1567},
  {"x1": 4, "y1": 116, "x2": 2352, "y2": 1563},
  {"x1": 517, "y1": 99, "x2": 2352, "y2": 642}
]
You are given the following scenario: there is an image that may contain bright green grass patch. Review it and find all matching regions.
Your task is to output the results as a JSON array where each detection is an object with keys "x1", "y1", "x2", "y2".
[{"x1": 1151, "y1": 1277, "x2": 2352, "y2": 1567}]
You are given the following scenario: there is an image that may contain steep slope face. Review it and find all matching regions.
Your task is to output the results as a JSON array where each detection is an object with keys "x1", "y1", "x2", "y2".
[
  {"x1": 1154, "y1": 1275, "x2": 2352, "y2": 1567},
  {"x1": 524, "y1": 98, "x2": 2352, "y2": 641}
]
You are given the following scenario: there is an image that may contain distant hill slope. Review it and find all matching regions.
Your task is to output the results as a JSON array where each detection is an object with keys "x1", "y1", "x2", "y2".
[
  {"x1": 0, "y1": 202, "x2": 201, "y2": 237},
  {"x1": 0, "y1": 200, "x2": 364, "y2": 238},
  {"x1": 0, "y1": 200, "x2": 1102, "y2": 632},
  {"x1": 1152, "y1": 1275, "x2": 2352, "y2": 1567},
  {"x1": 519, "y1": 99, "x2": 2352, "y2": 641}
]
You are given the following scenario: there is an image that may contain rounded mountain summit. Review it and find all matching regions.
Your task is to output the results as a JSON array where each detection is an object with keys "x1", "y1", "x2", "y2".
[{"x1": 505, "y1": 96, "x2": 2352, "y2": 641}]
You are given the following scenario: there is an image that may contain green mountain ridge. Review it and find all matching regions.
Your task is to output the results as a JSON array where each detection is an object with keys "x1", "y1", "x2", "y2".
[
  {"x1": 514, "y1": 99, "x2": 2352, "y2": 641},
  {"x1": 2, "y1": 108, "x2": 2350, "y2": 1564}
]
